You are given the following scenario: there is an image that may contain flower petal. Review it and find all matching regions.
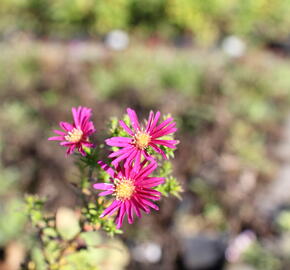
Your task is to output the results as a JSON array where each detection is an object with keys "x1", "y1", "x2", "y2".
[
  {"x1": 125, "y1": 201, "x2": 134, "y2": 224},
  {"x1": 119, "y1": 120, "x2": 134, "y2": 136},
  {"x1": 60, "y1": 121, "x2": 74, "y2": 132},
  {"x1": 93, "y1": 183, "x2": 114, "y2": 190},
  {"x1": 152, "y1": 123, "x2": 177, "y2": 138},
  {"x1": 124, "y1": 149, "x2": 138, "y2": 168},
  {"x1": 136, "y1": 161, "x2": 158, "y2": 179},
  {"x1": 145, "y1": 111, "x2": 154, "y2": 132},
  {"x1": 151, "y1": 139, "x2": 179, "y2": 148},
  {"x1": 111, "y1": 150, "x2": 134, "y2": 168},
  {"x1": 133, "y1": 196, "x2": 150, "y2": 213},
  {"x1": 106, "y1": 137, "x2": 132, "y2": 147},
  {"x1": 108, "y1": 146, "x2": 134, "y2": 158},
  {"x1": 139, "y1": 198, "x2": 159, "y2": 210},
  {"x1": 97, "y1": 161, "x2": 116, "y2": 178},
  {"x1": 53, "y1": 130, "x2": 66, "y2": 136},
  {"x1": 99, "y1": 190, "x2": 114, "y2": 196},
  {"x1": 100, "y1": 200, "x2": 120, "y2": 218},
  {"x1": 127, "y1": 108, "x2": 140, "y2": 131},
  {"x1": 150, "y1": 143, "x2": 167, "y2": 159},
  {"x1": 48, "y1": 136, "x2": 64, "y2": 141},
  {"x1": 147, "y1": 111, "x2": 161, "y2": 133},
  {"x1": 138, "y1": 177, "x2": 165, "y2": 187},
  {"x1": 116, "y1": 203, "x2": 126, "y2": 228},
  {"x1": 151, "y1": 117, "x2": 174, "y2": 134}
]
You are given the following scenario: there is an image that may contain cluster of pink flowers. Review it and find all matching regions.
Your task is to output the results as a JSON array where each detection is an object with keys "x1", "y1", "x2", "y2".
[{"x1": 49, "y1": 106, "x2": 178, "y2": 228}]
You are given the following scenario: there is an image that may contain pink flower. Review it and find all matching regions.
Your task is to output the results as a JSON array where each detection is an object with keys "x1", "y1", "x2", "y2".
[
  {"x1": 48, "y1": 106, "x2": 96, "y2": 156},
  {"x1": 106, "y1": 108, "x2": 179, "y2": 169},
  {"x1": 93, "y1": 161, "x2": 164, "y2": 228}
]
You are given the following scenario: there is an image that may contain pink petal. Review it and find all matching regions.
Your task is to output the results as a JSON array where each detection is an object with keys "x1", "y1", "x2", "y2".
[
  {"x1": 109, "y1": 146, "x2": 134, "y2": 158},
  {"x1": 150, "y1": 143, "x2": 167, "y2": 159},
  {"x1": 142, "y1": 151, "x2": 156, "y2": 163},
  {"x1": 133, "y1": 150, "x2": 142, "y2": 172},
  {"x1": 81, "y1": 141, "x2": 94, "y2": 148},
  {"x1": 66, "y1": 145, "x2": 75, "y2": 155},
  {"x1": 100, "y1": 200, "x2": 120, "y2": 218},
  {"x1": 53, "y1": 130, "x2": 66, "y2": 136},
  {"x1": 85, "y1": 123, "x2": 96, "y2": 135},
  {"x1": 138, "y1": 177, "x2": 165, "y2": 187},
  {"x1": 153, "y1": 128, "x2": 177, "y2": 139},
  {"x1": 136, "y1": 161, "x2": 158, "y2": 179},
  {"x1": 151, "y1": 139, "x2": 179, "y2": 148},
  {"x1": 93, "y1": 183, "x2": 114, "y2": 190},
  {"x1": 60, "y1": 121, "x2": 74, "y2": 132},
  {"x1": 112, "y1": 150, "x2": 134, "y2": 168},
  {"x1": 125, "y1": 201, "x2": 134, "y2": 224},
  {"x1": 72, "y1": 107, "x2": 80, "y2": 128},
  {"x1": 127, "y1": 108, "x2": 140, "y2": 131},
  {"x1": 151, "y1": 117, "x2": 174, "y2": 134},
  {"x1": 133, "y1": 196, "x2": 150, "y2": 213},
  {"x1": 147, "y1": 111, "x2": 161, "y2": 133},
  {"x1": 143, "y1": 188, "x2": 161, "y2": 196},
  {"x1": 131, "y1": 199, "x2": 142, "y2": 218},
  {"x1": 106, "y1": 137, "x2": 132, "y2": 147},
  {"x1": 78, "y1": 146, "x2": 86, "y2": 156},
  {"x1": 145, "y1": 111, "x2": 154, "y2": 132},
  {"x1": 152, "y1": 123, "x2": 177, "y2": 138},
  {"x1": 116, "y1": 203, "x2": 126, "y2": 228},
  {"x1": 139, "y1": 198, "x2": 159, "y2": 210},
  {"x1": 48, "y1": 136, "x2": 64, "y2": 141},
  {"x1": 138, "y1": 192, "x2": 160, "y2": 201},
  {"x1": 79, "y1": 108, "x2": 92, "y2": 129},
  {"x1": 124, "y1": 149, "x2": 138, "y2": 168},
  {"x1": 99, "y1": 190, "x2": 114, "y2": 196},
  {"x1": 119, "y1": 120, "x2": 134, "y2": 136},
  {"x1": 60, "y1": 141, "x2": 74, "y2": 146},
  {"x1": 97, "y1": 161, "x2": 116, "y2": 178},
  {"x1": 83, "y1": 122, "x2": 95, "y2": 135}
]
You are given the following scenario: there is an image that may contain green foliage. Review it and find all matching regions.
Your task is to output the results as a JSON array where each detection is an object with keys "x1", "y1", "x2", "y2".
[
  {"x1": 276, "y1": 210, "x2": 290, "y2": 232},
  {"x1": 25, "y1": 195, "x2": 46, "y2": 227},
  {"x1": 93, "y1": 0, "x2": 129, "y2": 34},
  {"x1": 108, "y1": 115, "x2": 131, "y2": 138},
  {"x1": 2, "y1": 0, "x2": 290, "y2": 44},
  {"x1": 228, "y1": 120, "x2": 273, "y2": 173},
  {"x1": 0, "y1": 165, "x2": 19, "y2": 195},
  {"x1": 82, "y1": 202, "x2": 122, "y2": 236},
  {"x1": 191, "y1": 178, "x2": 226, "y2": 228},
  {"x1": 243, "y1": 241, "x2": 281, "y2": 270},
  {"x1": 156, "y1": 161, "x2": 182, "y2": 198},
  {"x1": 0, "y1": 198, "x2": 27, "y2": 245},
  {"x1": 191, "y1": 178, "x2": 216, "y2": 204},
  {"x1": 156, "y1": 176, "x2": 182, "y2": 199}
]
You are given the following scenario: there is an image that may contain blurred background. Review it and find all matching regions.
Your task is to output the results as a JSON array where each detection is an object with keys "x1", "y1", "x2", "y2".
[{"x1": 2, "y1": 0, "x2": 290, "y2": 269}]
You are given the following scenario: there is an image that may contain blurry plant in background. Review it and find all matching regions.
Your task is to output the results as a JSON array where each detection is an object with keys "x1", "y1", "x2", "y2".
[{"x1": 2, "y1": 0, "x2": 290, "y2": 45}]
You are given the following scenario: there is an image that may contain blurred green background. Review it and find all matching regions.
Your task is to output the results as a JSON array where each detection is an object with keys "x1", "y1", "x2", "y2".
[{"x1": 2, "y1": 0, "x2": 290, "y2": 270}]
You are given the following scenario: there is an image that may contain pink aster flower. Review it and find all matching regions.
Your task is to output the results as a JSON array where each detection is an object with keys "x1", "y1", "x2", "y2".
[
  {"x1": 48, "y1": 106, "x2": 96, "y2": 156},
  {"x1": 93, "y1": 161, "x2": 164, "y2": 228},
  {"x1": 106, "y1": 108, "x2": 179, "y2": 169}
]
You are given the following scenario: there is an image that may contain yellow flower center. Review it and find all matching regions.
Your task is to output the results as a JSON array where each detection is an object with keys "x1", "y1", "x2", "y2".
[
  {"x1": 114, "y1": 178, "x2": 135, "y2": 201},
  {"x1": 134, "y1": 132, "x2": 151, "y2": 150},
  {"x1": 65, "y1": 128, "x2": 83, "y2": 143}
]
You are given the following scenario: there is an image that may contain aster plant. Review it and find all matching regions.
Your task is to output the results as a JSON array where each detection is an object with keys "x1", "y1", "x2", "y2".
[
  {"x1": 48, "y1": 106, "x2": 96, "y2": 156},
  {"x1": 106, "y1": 108, "x2": 179, "y2": 169},
  {"x1": 23, "y1": 106, "x2": 181, "y2": 269},
  {"x1": 93, "y1": 161, "x2": 164, "y2": 228}
]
